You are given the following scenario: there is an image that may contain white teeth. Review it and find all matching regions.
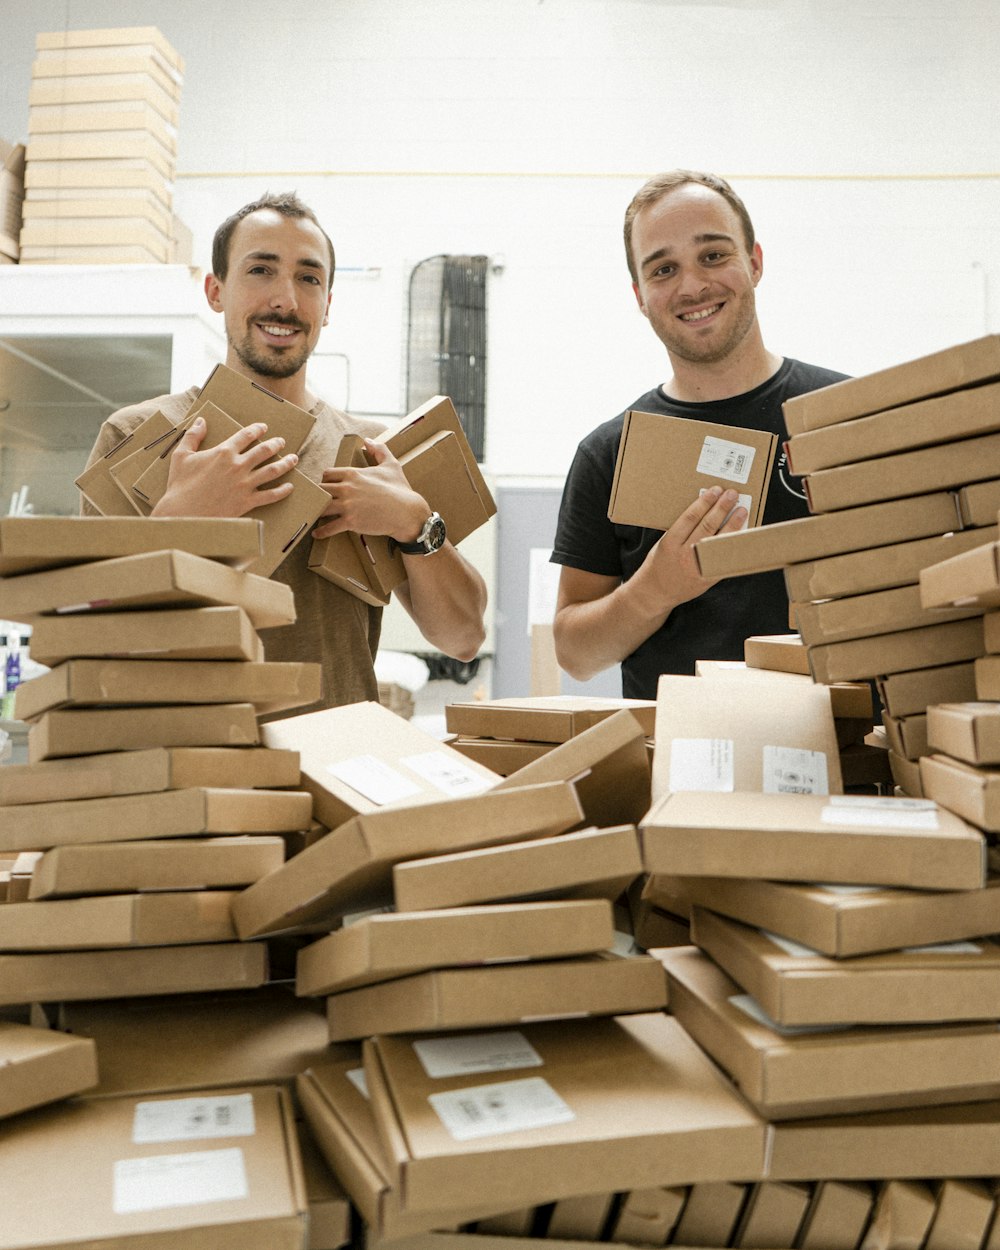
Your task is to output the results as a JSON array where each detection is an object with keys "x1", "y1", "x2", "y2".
[
  {"x1": 680, "y1": 305, "x2": 721, "y2": 322},
  {"x1": 260, "y1": 324, "x2": 295, "y2": 336}
]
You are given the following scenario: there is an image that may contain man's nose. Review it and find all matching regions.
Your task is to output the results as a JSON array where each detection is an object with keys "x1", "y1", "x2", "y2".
[
  {"x1": 268, "y1": 275, "x2": 297, "y2": 311},
  {"x1": 677, "y1": 267, "x2": 710, "y2": 299}
]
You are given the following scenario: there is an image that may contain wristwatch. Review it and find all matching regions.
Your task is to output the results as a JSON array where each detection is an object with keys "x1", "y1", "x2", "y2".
[{"x1": 391, "y1": 511, "x2": 447, "y2": 556}]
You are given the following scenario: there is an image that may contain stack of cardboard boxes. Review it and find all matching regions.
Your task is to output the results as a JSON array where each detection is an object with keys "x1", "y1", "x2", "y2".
[
  {"x1": 0, "y1": 136, "x2": 25, "y2": 263},
  {"x1": 20, "y1": 26, "x2": 188, "y2": 264}
]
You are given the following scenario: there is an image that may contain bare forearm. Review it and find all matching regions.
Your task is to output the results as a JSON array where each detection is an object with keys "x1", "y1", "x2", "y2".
[
  {"x1": 396, "y1": 545, "x2": 488, "y2": 661},
  {"x1": 554, "y1": 570, "x2": 676, "y2": 681}
]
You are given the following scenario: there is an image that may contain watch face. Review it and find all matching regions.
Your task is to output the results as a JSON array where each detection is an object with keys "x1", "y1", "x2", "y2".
[{"x1": 425, "y1": 513, "x2": 447, "y2": 551}]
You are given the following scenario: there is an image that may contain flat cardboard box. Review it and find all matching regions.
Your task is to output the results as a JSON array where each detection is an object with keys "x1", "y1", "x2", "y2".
[
  {"x1": 29, "y1": 835, "x2": 285, "y2": 898},
  {"x1": 75, "y1": 407, "x2": 174, "y2": 513},
  {"x1": 927, "y1": 701, "x2": 1000, "y2": 765},
  {"x1": 920, "y1": 753, "x2": 1000, "y2": 832},
  {"x1": 640, "y1": 790, "x2": 986, "y2": 890},
  {"x1": 861, "y1": 1182, "x2": 936, "y2": 1250},
  {"x1": 0, "y1": 548, "x2": 294, "y2": 627},
  {"x1": 607, "y1": 1187, "x2": 686, "y2": 1245},
  {"x1": 786, "y1": 378, "x2": 1000, "y2": 475},
  {"x1": 672, "y1": 1184, "x2": 748, "y2": 1247},
  {"x1": 0, "y1": 515, "x2": 262, "y2": 576},
  {"x1": 28, "y1": 72, "x2": 180, "y2": 123},
  {"x1": 296, "y1": 899, "x2": 615, "y2": 996},
  {"x1": 15, "y1": 658, "x2": 321, "y2": 721},
  {"x1": 889, "y1": 748, "x2": 924, "y2": 795},
  {"x1": 957, "y1": 478, "x2": 1000, "y2": 527},
  {"x1": 691, "y1": 904, "x2": 1000, "y2": 1026},
  {"x1": 545, "y1": 1194, "x2": 614, "y2": 1240},
  {"x1": 260, "y1": 701, "x2": 499, "y2": 831},
  {"x1": 294, "y1": 1124, "x2": 352, "y2": 1250},
  {"x1": 785, "y1": 526, "x2": 998, "y2": 603},
  {"x1": 0, "y1": 890, "x2": 238, "y2": 950},
  {"x1": 881, "y1": 711, "x2": 928, "y2": 761},
  {"x1": 0, "y1": 745, "x2": 179, "y2": 807},
  {"x1": 797, "y1": 1181, "x2": 873, "y2": 1250},
  {"x1": 652, "y1": 673, "x2": 842, "y2": 803},
  {"x1": 161, "y1": 746, "x2": 301, "y2": 790},
  {"x1": 925, "y1": 1179, "x2": 995, "y2": 1250},
  {"x1": 668, "y1": 873, "x2": 1000, "y2": 957},
  {"x1": 0, "y1": 786, "x2": 313, "y2": 854},
  {"x1": 696, "y1": 662, "x2": 874, "y2": 719},
  {"x1": 782, "y1": 335, "x2": 1000, "y2": 434},
  {"x1": 392, "y1": 824, "x2": 642, "y2": 912},
  {"x1": 878, "y1": 661, "x2": 979, "y2": 718},
  {"x1": 743, "y1": 633, "x2": 809, "y2": 674},
  {"x1": 0, "y1": 940, "x2": 268, "y2": 1006},
  {"x1": 0, "y1": 1084, "x2": 308, "y2": 1250},
  {"x1": 608, "y1": 408, "x2": 777, "y2": 530},
  {"x1": 28, "y1": 703, "x2": 261, "y2": 762},
  {"x1": 730, "y1": 1181, "x2": 810, "y2": 1249},
  {"x1": 325, "y1": 953, "x2": 668, "y2": 1041},
  {"x1": 796, "y1": 583, "x2": 979, "y2": 647},
  {"x1": 921, "y1": 538, "x2": 1000, "y2": 612},
  {"x1": 986, "y1": 610, "x2": 1000, "y2": 652},
  {"x1": 0, "y1": 1021, "x2": 97, "y2": 1119},
  {"x1": 447, "y1": 738, "x2": 551, "y2": 775},
  {"x1": 660, "y1": 945, "x2": 1000, "y2": 1120},
  {"x1": 694, "y1": 490, "x2": 961, "y2": 579},
  {"x1": 807, "y1": 616, "x2": 985, "y2": 684},
  {"x1": 28, "y1": 604, "x2": 264, "y2": 665},
  {"x1": 232, "y1": 781, "x2": 583, "y2": 939},
  {"x1": 445, "y1": 696, "x2": 655, "y2": 744},
  {"x1": 363, "y1": 1013, "x2": 766, "y2": 1213}
]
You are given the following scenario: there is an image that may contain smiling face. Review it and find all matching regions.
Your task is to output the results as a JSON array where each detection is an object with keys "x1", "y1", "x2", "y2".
[
  {"x1": 630, "y1": 183, "x2": 763, "y2": 367},
  {"x1": 205, "y1": 208, "x2": 332, "y2": 385}
]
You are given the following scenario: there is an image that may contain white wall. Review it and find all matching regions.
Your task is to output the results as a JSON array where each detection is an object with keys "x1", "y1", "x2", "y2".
[{"x1": 1, "y1": 0, "x2": 998, "y2": 480}]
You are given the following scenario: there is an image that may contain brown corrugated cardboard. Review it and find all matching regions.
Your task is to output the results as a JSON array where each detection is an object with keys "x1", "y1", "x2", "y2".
[
  {"x1": 74, "y1": 408, "x2": 173, "y2": 514},
  {"x1": 671, "y1": 1183, "x2": 748, "y2": 1248},
  {"x1": 920, "y1": 752, "x2": 1000, "y2": 832},
  {"x1": 0, "y1": 891, "x2": 237, "y2": 950},
  {"x1": 924, "y1": 1179, "x2": 994, "y2": 1250},
  {"x1": 162, "y1": 746, "x2": 301, "y2": 790},
  {"x1": 730, "y1": 1181, "x2": 810, "y2": 1249},
  {"x1": 807, "y1": 616, "x2": 985, "y2": 684},
  {"x1": 797, "y1": 1181, "x2": 873, "y2": 1250},
  {"x1": 363, "y1": 1013, "x2": 766, "y2": 1214},
  {"x1": 15, "y1": 658, "x2": 320, "y2": 721},
  {"x1": 860, "y1": 1181, "x2": 936, "y2": 1250},
  {"x1": 797, "y1": 583, "x2": 979, "y2": 647},
  {"x1": 697, "y1": 663, "x2": 874, "y2": 719},
  {"x1": 28, "y1": 702, "x2": 260, "y2": 762},
  {"x1": 0, "y1": 746, "x2": 176, "y2": 807},
  {"x1": 0, "y1": 514, "x2": 262, "y2": 576},
  {"x1": 696, "y1": 489, "x2": 962, "y2": 579},
  {"x1": 28, "y1": 72, "x2": 180, "y2": 123},
  {"x1": 545, "y1": 1194, "x2": 614, "y2": 1240},
  {"x1": 29, "y1": 835, "x2": 285, "y2": 899},
  {"x1": 927, "y1": 701, "x2": 1000, "y2": 764},
  {"x1": 445, "y1": 696, "x2": 655, "y2": 744},
  {"x1": 28, "y1": 604, "x2": 264, "y2": 665},
  {"x1": 296, "y1": 1120, "x2": 352, "y2": 1250},
  {"x1": 889, "y1": 748, "x2": 924, "y2": 795},
  {"x1": 446, "y1": 738, "x2": 550, "y2": 774},
  {"x1": 878, "y1": 662, "x2": 978, "y2": 718},
  {"x1": 609, "y1": 408, "x2": 776, "y2": 530},
  {"x1": 985, "y1": 610, "x2": 1000, "y2": 652},
  {"x1": 0, "y1": 1021, "x2": 97, "y2": 1119},
  {"x1": 785, "y1": 527, "x2": 997, "y2": 603},
  {"x1": 392, "y1": 824, "x2": 642, "y2": 912},
  {"x1": 607, "y1": 1187, "x2": 686, "y2": 1245},
  {"x1": 880, "y1": 711, "x2": 928, "y2": 761},
  {"x1": 296, "y1": 899, "x2": 614, "y2": 996},
  {"x1": 743, "y1": 634, "x2": 809, "y2": 674},
  {"x1": 782, "y1": 335, "x2": 1000, "y2": 434},
  {"x1": 232, "y1": 782, "x2": 582, "y2": 939},
  {"x1": 641, "y1": 789, "x2": 985, "y2": 890},
  {"x1": 921, "y1": 538, "x2": 1000, "y2": 611},
  {"x1": 957, "y1": 478, "x2": 1000, "y2": 527},
  {"x1": 35, "y1": 25, "x2": 185, "y2": 70},
  {"x1": 976, "y1": 656, "x2": 1000, "y2": 698},
  {"x1": 659, "y1": 945, "x2": 1000, "y2": 1120},
  {"x1": 691, "y1": 904, "x2": 1000, "y2": 1025},
  {"x1": 0, "y1": 1084, "x2": 308, "y2": 1249},
  {"x1": 325, "y1": 954, "x2": 667, "y2": 1041}
]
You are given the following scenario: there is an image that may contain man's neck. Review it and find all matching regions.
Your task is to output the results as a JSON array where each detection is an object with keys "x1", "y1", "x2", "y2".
[
  {"x1": 224, "y1": 354, "x2": 315, "y2": 411},
  {"x1": 662, "y1": 343, "x2": 784, "y2": 404}
]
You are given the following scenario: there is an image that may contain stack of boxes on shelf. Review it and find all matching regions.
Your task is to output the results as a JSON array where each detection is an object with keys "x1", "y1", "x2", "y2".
[
  {"x1": 20, "y1": 26, "x2": 190, "y2": 265},
  {"x1": 0, "y1": 135, "x2": 25, "y2": 263}
]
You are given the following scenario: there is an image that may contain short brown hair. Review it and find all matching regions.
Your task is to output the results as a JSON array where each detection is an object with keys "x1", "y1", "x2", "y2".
[
  {"x1": 211, "y1": 192, "x2": 336, "y2": 290},
  {"x1": 624, "y1": 170, "x2": 756, "y2": 284}
]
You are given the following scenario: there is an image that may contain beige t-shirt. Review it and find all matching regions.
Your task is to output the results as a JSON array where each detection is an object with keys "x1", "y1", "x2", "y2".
[{"x1": 80, "y1": 387, "x2": 389, "y2": 717}]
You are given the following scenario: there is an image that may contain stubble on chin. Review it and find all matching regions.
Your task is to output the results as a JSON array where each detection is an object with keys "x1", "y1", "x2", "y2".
[{"x1": 230, "y1": 332, "x2": 310, "y2": 380}]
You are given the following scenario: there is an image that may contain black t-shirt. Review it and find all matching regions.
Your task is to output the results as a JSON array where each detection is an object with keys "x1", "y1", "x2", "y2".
[{"x1": 551, "y1": 358, "x2": 849, "y2": 698}]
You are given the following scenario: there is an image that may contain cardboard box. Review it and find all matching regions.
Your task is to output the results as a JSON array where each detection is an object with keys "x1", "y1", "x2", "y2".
[
  {"x1": 878, "y1": 662, "x2": 979, "y2": 718},
  {"x1": 807, "y1": 616, "x2": 985, "y2": 685},
  {"x1": 260, "y1": 701, "x2": 499, "y2": 831},
  {"x1": 784, "y1": 526, "x2": 998, "y2": 604},
  {"x1": 0, "y1": 1021, "x2": 97, "y2": 1119},
  {"x1": 0, "y1": 940, "x2": 268, "y2": 1006},
  {"x1": 976, "y1": 655, "x2": 1000, "y2": 699},
  {"x1": 696, "y1": 662, "x2": 874, "y2": 719},
  {"x1": 671, "y1": 1183, "x2": 748, "y2": 1247},
  {"x1": 921, "y1": 538, "x2": 1000, "y2": 613},
  {"x1": 640, "y1": 790, "x2": 986, "y2": 890},
  {"x1": 695, "y1": 490, "x2": 961, "y2": 579},
  {"x1": 363, "y1": 1013, "x2": 766, "y2": 1213},
  {"x1": 0, "y1": 1084, "x2": 309, "y2": 1249},
  {"x1": 730, "y1": 1181, "x2": 810, "y2": 1249},
  {"x1": 920, "y1": 753, "x2": 1000, "y2": 832},
  {"x1": 782, "y1": 335, "x2": 1000, "y2": 434},
  {"x1": 15, "y1": 658, "x2": 320, "y2": 721},
  {"x1": 0, "y1": 786, "x2": 313, "y2": 855},
  {"x1": 606, "y1": 1187, "x2": 686, "y2": 1245},
  {"x1": 75, "y1": 409, "x2": 176, "y2": 514},
  {"x1": 0, "y1": 515, "x2": 263, "y2": 576},
  {"x1": 861, "y1": 1181, "x2": 936, "y2": 1250},
  {"x1": 889, "y1": 748, "x2": 924, "y2": 796},
  {"x1": 392, "y1": 824, "x2": 642, "y2": 913},
  {"x1": 296, "y1": 899, "x2": 615, "y2": 996},
  {"x1": 927, "y1": 701, "x2": 1000, "y2": 765},
  {"x1": 925, "y1": 1179, "x2": 995, "y2": 1250},
  {"x1": 21, "y1": 215, "x2": 173, "y2": 262},
  {"x1": 881, "y1": 711, "x2": 928, "y2": 761},
  {"x1": 28, "y1": 71, "x2": 180, "y2": 123},
  {"x1": 0, "y1": 548, "x2": 294, "y2": 627},
  {"x1": 797, "y1": 582, "x2": 979, "y2": 647},
  {"x1": 28, "y1": 703, "x2": 260, "y2": 762},
  {"x1": 1, "y1": 139, "x2": 25, "y2": 261},
  {"x1": 608, "y1": 409, "x2": 777, "y2": 530},
  {"x1": 691, "y1": 904, "x2": 1000, "y2": 1026},
  {"x1": 544, "y1": 1194, "x2": 614, "y2": 1240},
  {"x1": 28, "y1": 604, "x2": 265, "y2": 666},
  {"x1": 446, "y1": 738, "x2": 551, "y2": 775},
  {"x1": 660, "y1": 945, "x2": 1000, "y2": 1120},
  {"x1": 797, "y1": 1181, "x2": 873, "y2": 1250},
  {"x1": 29, "y1": 835, "x2": 285, "y2": 899},
  {"x1": 325, "y1": 953, "x2": 668, "y2": 1041},
  {"x1": 161, "y1": 746, "x2": 301, "y2": 790},
  {"x1": 445, "y1": 696, "x2": 655, "y2": 744},
  {"x1": 652, "y1": 673, "x2": 842, "y2": 803},
  {"x1": 295, "y1": 1121, "x2": 352, "y2": 1250},
  {"x1": 957, "y1": 478, "x2": 1000, "y2": 527},
  {"x1": 0, "y1": 890, "x2": 238, "y2": 950},
  {"x1": 35, "y1": 24, "x2": 184, "y2": 70},
  {"x1": 743, "y1": 633, "x2": 809, "y2": 674},
  {"x1": 232, "y1": 781, "x2": 583, "y2": 939}
]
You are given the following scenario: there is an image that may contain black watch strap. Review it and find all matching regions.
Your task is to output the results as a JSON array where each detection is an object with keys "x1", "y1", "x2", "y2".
[{"x1": 391, "y1": 511, "x2": 447, "y2": 555}]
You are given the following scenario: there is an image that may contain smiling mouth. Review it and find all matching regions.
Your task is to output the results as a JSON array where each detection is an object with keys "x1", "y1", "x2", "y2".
[
  {"x1": 679, "y1": 303, "x2": 723, "y2": 323},
  {"x1": 257, "y1": 322, "x2": 301, "y2": 338}
]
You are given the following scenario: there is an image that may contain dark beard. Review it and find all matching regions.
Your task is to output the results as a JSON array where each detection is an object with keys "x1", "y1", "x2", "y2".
[{"x1": 230, "y1": 328, "x2": 310, "y2": 380}]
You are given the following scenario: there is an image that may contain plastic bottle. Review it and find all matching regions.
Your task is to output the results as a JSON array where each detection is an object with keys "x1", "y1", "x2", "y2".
[{"x1": 3, "y1": 633, "x2": 22, "y2": 721}]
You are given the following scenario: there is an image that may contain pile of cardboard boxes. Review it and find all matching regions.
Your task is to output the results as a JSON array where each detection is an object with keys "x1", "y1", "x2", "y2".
[{"x1": 0, "y1": 136, "x2": 25, "y2": 263}]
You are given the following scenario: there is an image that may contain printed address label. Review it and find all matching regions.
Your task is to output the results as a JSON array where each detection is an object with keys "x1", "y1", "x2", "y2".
[
  {"x1": 697, "y1": 436, "x2": 756, "y2": 484},
  {"x1": 414, "y1": 1030, "x2": 543, "y2": 1079},
  {"x1": 429, "y1": 1076, "x2": 574, "y2": 1141},
  {"x1": 113, "y1": 1147, "x2": 248, "y2": 1214},
  {"x1": 132, "y1": 1093, "x2": 255, "y2": 1144}
]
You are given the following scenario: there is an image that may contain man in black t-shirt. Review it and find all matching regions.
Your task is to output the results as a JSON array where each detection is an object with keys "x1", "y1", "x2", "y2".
[{"x1": 551, "y1": 170, "x2": 847, "y2": 698}]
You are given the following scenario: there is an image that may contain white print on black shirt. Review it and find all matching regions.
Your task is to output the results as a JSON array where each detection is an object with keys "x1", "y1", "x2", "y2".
[{"x1": 777, "y1": 447, "x2": 806, "y2": 500}]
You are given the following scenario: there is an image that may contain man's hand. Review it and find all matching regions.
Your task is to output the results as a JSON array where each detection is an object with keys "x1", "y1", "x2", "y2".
[
  {"x1": 150, "y1": 417, "x2": 299, "y2": 518},
  {"x1": 642, "y1": 484, "x2": 748, "y2": 609},
  {"x1": 312, "y1": 439, "x2": 428, "y2": 542}
]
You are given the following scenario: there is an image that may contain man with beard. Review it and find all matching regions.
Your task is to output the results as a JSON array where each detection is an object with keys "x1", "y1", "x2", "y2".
[
  {"x1": 550, "y1": 170, "x2": 847, "y2": 698},
  {"x1": 80, "y1": 193, "x2": 486, "y2": 714}
]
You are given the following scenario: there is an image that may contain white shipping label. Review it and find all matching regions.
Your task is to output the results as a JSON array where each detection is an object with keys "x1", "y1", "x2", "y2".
[
  {"x1": 132, "y1": 1094, "x2": 255, "y2": 1144},
  {"x1": 821, "y1": 794, "x2": 940, "y2": 830},
  {"x1": 669, "y1": 738, "x2": 734, "y2": 792},
  {"x1": 429, "y1": 1076, "x2": 574, "y2": 1141},
  {"x1": 414, "y1": 1030, "x2": 543, "y2": 1078},
  {"x1": 346, "y1": 1067, "x2": 370, "y2": 1099},
  {"x1": 762, "y1": 930, "x2": 821, "y2": 958},
  {"x1": 401, "y1": 751, "x2": 494, "y2": 797},
  {"x1": 763, "y1": 746, "x2": 829, "y2": 796},
  {"x1": 696, "y1": 436, "x2": 756, "y2": 485},
  {"x1": 326, "y1": 755, "x2": 421, "y2": 805},
  {"x1": 112, "y1": 1147, "x2": 248, "y2": 1214},
  {"x1": 730, "y1": 994, "x2": 853, "y2": 1037}
]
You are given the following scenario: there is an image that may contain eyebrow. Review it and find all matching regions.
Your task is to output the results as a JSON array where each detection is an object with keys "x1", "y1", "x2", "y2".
[
  {"x1": 244, "y1": 249, "x2": 326, "y2": 274},
  {"x1": 640, "y1": 232, "x2": 737, "y2": 271}
]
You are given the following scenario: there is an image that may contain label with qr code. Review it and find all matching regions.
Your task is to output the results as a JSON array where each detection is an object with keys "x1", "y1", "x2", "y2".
[
  {"x1": 696, "y1": 436, "x2": 756, "y2": 484},
  {"x1": 401, "y1": 750, "x2": 494, "y2": 797},
  {"x1": 428, "y1": 1076, "x2": 574, "y2": 1141},
  {"x1": 763, "y1": 745, "x2": 829, "y2": 795},
  {"x1": 132, "y1": 1094, "x2": 255, "y2": 1144}
]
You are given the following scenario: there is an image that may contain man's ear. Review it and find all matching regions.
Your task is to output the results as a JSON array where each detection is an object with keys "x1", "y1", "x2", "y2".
[
  {"x1": 204, "y1": 272, "x2": 224, "y2": 312},
  {"x1": 323, "y1": 289, "x2": 331, "y2": 328},
  {"x1": 631, "y1": 280, "x2": 649, "y2": 319},
  {"x1": 750, "y1": 242, "x2": 764, "y2": 286}
]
